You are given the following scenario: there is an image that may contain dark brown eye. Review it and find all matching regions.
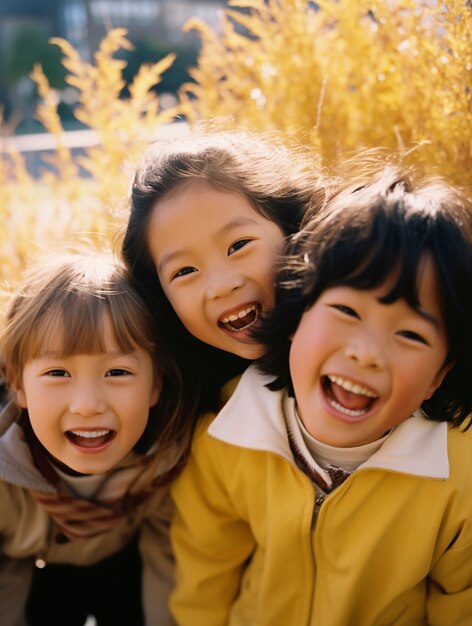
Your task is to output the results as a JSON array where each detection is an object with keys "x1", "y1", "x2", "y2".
[
  {"x1": 172, "y1": 266, "x2": 197, "y2": 280},
  {"x1": 106, "y1": 369, "x2": 130, "y2": 377},
  {"x1": 332, "y1": 304, "x2": 360, "y2": 319},
  {"x1": 228, "y1": 239, "x2": 251, "y2": 255},
  {"x1": 46, "y1": 369, "x2": 69, "y2": 377},
  {"x1": 397, "y1": 330, "x2": 428, "y2": 345}
]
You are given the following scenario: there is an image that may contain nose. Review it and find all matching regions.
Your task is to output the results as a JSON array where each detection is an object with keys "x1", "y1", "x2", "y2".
[
  {"x1": 344, "y1": 330, "x2": 387, "y2": 370},
  {"x1": 206, "y1": 268, "x2": 244, "y2": 300},
  {"x1": 69, "y1": 379, "x2": 106, "y2": 417}
]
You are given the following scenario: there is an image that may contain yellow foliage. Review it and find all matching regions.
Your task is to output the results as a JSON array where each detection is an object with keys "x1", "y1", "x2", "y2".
[
  {"x1": 0, "y1": 28, "x2": 179, "y2": 295},
  {"x1": 48, "y1": 28, "x2": 178, "y2": 207},
  {"x1": 1, "y1": 3, "x2": 471, "y2": 298},
  {"x1": 181, "y1": 0, "x2": 472, "y2": 187}
]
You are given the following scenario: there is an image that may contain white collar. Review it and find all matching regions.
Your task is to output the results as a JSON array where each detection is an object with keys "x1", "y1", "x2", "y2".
[{"x1": 208, "y1": 365, "x2": 449, "y2": 479}]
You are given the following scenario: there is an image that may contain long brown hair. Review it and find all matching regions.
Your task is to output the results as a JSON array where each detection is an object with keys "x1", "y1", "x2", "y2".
[{"x1": 121, "y1": 129, "x2": 326, "y2": 420}]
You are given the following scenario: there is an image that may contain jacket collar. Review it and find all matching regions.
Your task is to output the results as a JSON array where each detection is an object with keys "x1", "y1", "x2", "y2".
[{"x1": 208, "y1": 365, "x2": 449, "y2": 479}]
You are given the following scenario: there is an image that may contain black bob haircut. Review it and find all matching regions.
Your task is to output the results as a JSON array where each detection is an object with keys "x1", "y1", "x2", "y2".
[{"x1": 255, "y1": 165, "x2": 472, "y2": 430}]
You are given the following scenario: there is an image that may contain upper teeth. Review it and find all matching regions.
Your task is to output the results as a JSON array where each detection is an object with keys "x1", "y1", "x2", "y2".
[
  {"x1": 328, "y1": 375, "x2": 377, "y2": 398},
  {"x1": 221, "y1": 305, "x2": 257, "y2": 324},
  {"x1": 70, "y1": 430, "x2": 110, "y2": 438}
]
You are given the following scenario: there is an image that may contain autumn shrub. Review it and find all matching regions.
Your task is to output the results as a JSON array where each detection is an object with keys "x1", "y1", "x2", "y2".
[
  {"x1": 181, "y1": 0, "x2": 472, "y2": 186},
  {"x1": 0, "y1": 28, "x2": 179, "y2": 295},
  {"x1": 1, "y1": 1, "x2": 471, "y2": 296}
]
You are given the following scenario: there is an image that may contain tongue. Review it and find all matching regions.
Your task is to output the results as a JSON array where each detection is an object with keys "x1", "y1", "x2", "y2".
[{"x1": 331, "y1": 381, "x2": 372, "y2": 411}]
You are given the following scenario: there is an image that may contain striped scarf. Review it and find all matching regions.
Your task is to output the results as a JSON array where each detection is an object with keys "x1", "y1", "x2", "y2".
[{"x1": 24, "y1": 419, "x2": 186, "y2": 542}]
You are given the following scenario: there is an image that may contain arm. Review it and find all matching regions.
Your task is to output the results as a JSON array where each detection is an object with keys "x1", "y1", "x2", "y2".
[
  {"x1": 427, "y1": 537, "x2": 472, "y2": 625},
  {"x1": 426, "y1": 428, "x2": 472, "y2": 625},
  {"x1": 0, "y1": 479, "x2": 34, "y2": 626},
  {"x1": 169, "y1": 418, "x2": 255, "y2": 626}
]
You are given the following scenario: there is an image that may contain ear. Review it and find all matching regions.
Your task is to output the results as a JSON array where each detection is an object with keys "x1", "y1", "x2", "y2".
[
  {"x1": 149, "y1": 378, "x2": 161, "y2": 408},
  {"x1": 424, "y1": 362, "x2": 454, "y2": 400},
  {"x1": 11, "y1": 383, "x2": 28, "y2": 409}
]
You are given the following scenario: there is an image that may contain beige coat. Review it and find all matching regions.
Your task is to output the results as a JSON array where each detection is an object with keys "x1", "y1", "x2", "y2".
[{"x1": 0, "y1": 401, "x2": 176, "y2": 626}]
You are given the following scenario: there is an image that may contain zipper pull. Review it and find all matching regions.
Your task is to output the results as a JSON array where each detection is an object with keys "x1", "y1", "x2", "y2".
[{"x1": 34, "y1": 553, "x2": 47, "y2": 569}]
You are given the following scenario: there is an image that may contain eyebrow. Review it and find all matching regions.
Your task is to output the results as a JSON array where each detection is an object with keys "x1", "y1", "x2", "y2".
[
  {"x1": 415, "y1": 307, "x2": 441, "y2": 330},
  {"x1": 377, "y1": 297, "x2": 442, "y2": 330},
  {"x1": 158, "y1": 216, "x2": 261, "y2": 273}
]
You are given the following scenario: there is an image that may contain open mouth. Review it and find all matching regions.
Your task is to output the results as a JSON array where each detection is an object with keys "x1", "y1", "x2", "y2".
[
  {"x1": 65, "y1": 429, "x2": 115, "y2": 448},
  {"x1": 218, "y1": 303, "x2": 260, "y2": 333},
  {"x1": 322, "y1": 375, "x2": 378, "y2": 417}
]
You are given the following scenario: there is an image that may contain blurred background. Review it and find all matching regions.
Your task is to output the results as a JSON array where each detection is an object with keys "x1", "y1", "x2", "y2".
[
  {"x1": 0, "y1": 0, "x2": 471, "y2": 292},
  {"x1": 0, "y1": 0, "x2": 229, "y2": 134}
]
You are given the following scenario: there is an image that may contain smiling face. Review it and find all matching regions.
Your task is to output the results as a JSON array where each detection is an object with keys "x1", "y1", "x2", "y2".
[
  {"x1": 289, "y1": 256, "x2": 451, "y2": 447},
  {"x1": 15, "y1": 313, "x2": 159, "y2": 475},
  {"x1": 147, "y1": 181, "x2": 285, "y2": 359}
]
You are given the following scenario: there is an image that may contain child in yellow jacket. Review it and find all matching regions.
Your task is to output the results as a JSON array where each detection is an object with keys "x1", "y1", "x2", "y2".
[{"x1": 170, "y1": 161, "x2": 472, "y2": 626}]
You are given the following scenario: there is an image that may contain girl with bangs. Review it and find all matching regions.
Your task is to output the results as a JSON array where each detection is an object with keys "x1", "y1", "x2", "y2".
[
  {"x1": 169, "y1": 162, "x2": 472, "y2": 626},
  {"x1": 0, "y1": 252, "x2": 183, "y2": 626},
  {"x1": 121, "y1": 129, "x2": 326, "y2": 421}
]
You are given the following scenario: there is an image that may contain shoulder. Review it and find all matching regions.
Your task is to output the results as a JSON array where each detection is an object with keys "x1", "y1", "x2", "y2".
[
  {"x1": 195, "y1": 366, "x2": 275, "y2": 440},
  {"x1": 447, "y1": 424, "x2": 472, "y2": 478},
  {"x1": 440, "y1": 425, "x2": 472, "y2": 524},
  {"x1": 0, "y1": 479, "x2": 49, "y2": 538},
  {"x1": 183, "y1": 365, "x2": 290, "y2": 475},
  {"x1": 438, "y1": 426, "x2": 472, "y2": 555},
  {"x1": 193, "y1": 412, "x2": 217, "y2": 445}
]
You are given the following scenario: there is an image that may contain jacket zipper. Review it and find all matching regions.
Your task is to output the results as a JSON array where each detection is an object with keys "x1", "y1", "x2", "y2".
[{"x1": 305, "y1": 487, "x2": 325, "y2": 625}]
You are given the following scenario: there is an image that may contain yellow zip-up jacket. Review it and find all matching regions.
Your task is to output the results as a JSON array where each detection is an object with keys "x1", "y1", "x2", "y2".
[{"x1": 170, "y1": 366, "x2": 472, "y2": 626}]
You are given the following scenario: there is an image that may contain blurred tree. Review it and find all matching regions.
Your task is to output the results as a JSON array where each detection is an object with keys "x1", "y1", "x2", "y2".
[{"x1": 6, "y1": 26, "x2": 66, "y2": 89}]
